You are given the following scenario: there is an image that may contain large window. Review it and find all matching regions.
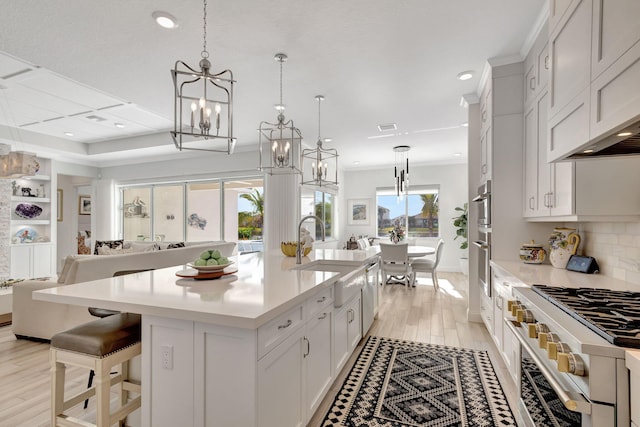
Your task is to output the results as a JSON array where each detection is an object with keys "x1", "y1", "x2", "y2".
[
  {"x1": 301, "y1": 188, "x2": 335, "y2": 240},
  {"x1": 119, "y1": 178, "x2": 263, "y2": 251},
  {"x1": 376, "y1": 186, "x2": 439, "y2": 238}
]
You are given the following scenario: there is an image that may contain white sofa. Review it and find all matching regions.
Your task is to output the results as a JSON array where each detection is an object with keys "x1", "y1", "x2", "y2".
[{"x1": 12, "y1": 241, "x2": 235, "y2": 341}]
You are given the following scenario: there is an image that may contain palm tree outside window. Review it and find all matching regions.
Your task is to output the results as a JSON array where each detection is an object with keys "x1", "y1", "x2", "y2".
[{"x1": 376, "y1": 186, "x2": 439, "y2": 238}]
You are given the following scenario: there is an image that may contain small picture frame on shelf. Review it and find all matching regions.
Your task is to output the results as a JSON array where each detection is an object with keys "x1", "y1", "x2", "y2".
[
  {"x1": 57, "y1": 189, "x2": 63, "y2": 222},
  {"x1": 347, "y1": 199, "x2": 370, "y2": 225},
  {"x1": 79, "y1": 195, "x2": 91, "y2": 215}
]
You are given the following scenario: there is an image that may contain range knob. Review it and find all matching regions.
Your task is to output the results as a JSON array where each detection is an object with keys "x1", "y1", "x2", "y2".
[
  {"x1": 511, "y1": 303, "x2": 524, "y2": 317},
  {"x1": 516, "y1": 309, "x2": 535, "y2": 324},
  {"x1": 528, "y1": 322, "x2": 549, "y2": 339},
  {"x1": 557, "y1": 352, "x2": 585, "y2": 376},
  {"x1": 507, "y1": 300, "x2": 519, "y2": 312},
  {"x1": 547, "y1": 342, "x2": 571, "y2": 360},
  {"x1": 539, "y1": 332, "x2": 559, "y2": 349}
]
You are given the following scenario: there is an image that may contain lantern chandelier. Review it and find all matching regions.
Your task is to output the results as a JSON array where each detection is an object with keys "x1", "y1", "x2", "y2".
[
  {"x1": 170, "y1": 0, "x2": 236, "y2": 154},
  {"x1": 393, "y1": 145, "x2": 410, "y2": 199},
  {"x1": 301, "y1": 95, "x2": 339, "y2": 187},
  {"x1": 258, "y1": 53, "x2": 302, "y2": 175}
]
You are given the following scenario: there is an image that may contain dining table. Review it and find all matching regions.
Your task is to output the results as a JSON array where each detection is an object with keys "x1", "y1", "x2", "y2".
[{"x1": 373, "y1": 244, "x2": 436, "y2": 285}]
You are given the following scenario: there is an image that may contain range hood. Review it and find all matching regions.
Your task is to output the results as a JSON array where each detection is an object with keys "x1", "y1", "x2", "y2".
[{"x1": 568, "y1": 120, "x2": 640, "y2": 159}]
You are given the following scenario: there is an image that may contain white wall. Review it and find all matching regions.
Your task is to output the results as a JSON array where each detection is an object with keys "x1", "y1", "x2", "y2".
[{"x1": 340, "y1": 163, "x2": 468, "y2": 272}]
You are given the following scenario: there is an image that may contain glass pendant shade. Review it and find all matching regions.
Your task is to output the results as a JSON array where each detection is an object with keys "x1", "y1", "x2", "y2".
[
  {"x1": 258, "y1": 53, "x2": 302, "y2": 175},
  {"x1": 301, "y1": 95, "x2": 338, "y2": 187},
  {"x1": 393, "y1": 145, "x2": 410, "y2": 200},
  {"x1": 171, "y1": 0, "x2": 236, "y2": 154}
]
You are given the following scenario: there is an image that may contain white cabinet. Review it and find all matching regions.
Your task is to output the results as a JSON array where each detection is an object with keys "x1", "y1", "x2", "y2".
[
  {"x1": 523, "y1": 90, "x2": 575, "y2": 218},
  {"x1": 10, "y1": 243, "x2": 53, "y2": 278},
  {"x1": 6, "y1": 157, "x2": 55, "y2": 278},
  {"x1": 304, "y1": 310, "x2": 333, "y2": 419},
  {"x1": 549, "y1": 0, "x2": 574, "y2": 33},
  {"x1": 480, "y1": 292, "x2": 493, "y2": 335},
  {"x1": 479, "y1": 79, "x2": 492, "y2": 183},
  {"x1": 490, "y1": 266, "x2": 520, "y2": 383},
  {"x1": 524, "y1": 22, "x2": 550, "y2": 108},
  {"x1": 626, "y1": 351, "x2": 640, "y2": 427},
  {"x1": 590, "y1": 0, "x2": 640, "y2": 141},
  {"x1": 548, "y1": 0, "x2": 640, "y2": 160},
  {"x1": 258, "y1": 327, "x2": 306, "y2": 427},
  {"x1": 333, "y1": 294, "x2": 362, "y2": 375},
  {"x1": 548, "y1": 0, "x2": 592, "y2": 162}
]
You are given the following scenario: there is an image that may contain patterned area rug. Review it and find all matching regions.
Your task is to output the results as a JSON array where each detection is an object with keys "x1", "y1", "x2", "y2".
[{"x1": 322, "y1": 336, "x2": 516, "y2": 426}]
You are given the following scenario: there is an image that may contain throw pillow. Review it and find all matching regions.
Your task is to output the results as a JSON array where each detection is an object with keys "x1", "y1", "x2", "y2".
[
  {"x1": 94, "y1": 239, "x2": 124, "y2": 255},
  {"x1": 129, "y1": 242, "x2": 160, "y2": 252},
  {"x1": 167, "y1": 242, "x2": 186, "y2": 249},
  {"x1": 97, "y1": 245, "x2": 134, "y2": 255}
]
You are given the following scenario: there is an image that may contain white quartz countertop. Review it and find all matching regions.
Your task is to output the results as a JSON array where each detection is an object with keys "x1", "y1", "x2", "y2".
[
  {"x1": 626, "y1": 350, "x2": 640, "y2": 372},
  {"x1": 491, "y1": 259, "x2": 637, "y2": 292},
  {"x1": 34, "y1": 250, "x2": 378, "y2": 329}
]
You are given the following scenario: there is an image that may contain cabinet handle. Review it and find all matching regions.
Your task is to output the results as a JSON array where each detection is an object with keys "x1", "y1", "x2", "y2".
[
  {"x1": 547, "y1": 192, "x2": 554, "y2": 208},
  {"x1": 277, "y1": 319, "x2": 293, "y2": 330},
  {"x1": 529, "y1": 196, "x2": 535, "y2": 210},
  {"x1": 316, "y1": 296, "x2": 327, "y2": 303},
  {"x1": 544, "y1": 55, "x2": 550, "y2": 70},
  {"x1": 348, "y1": 308, "x2": 353, "y2": 323},
  {"x1": 529, "y1": 76, "x2": 536, "y2": 90},
  {"x1": 543, "y1": 193, "x2": 549, "y2": 208},
  {"x1": 303, "y1": 337, "x2": 310, "y2": 358},
  {"x1": 482, "y1": 110, "x2": 487, "y2": 123},
  {"x1": 481, "y1": 164, "x2": 487, "y2": 174},
  {"x1": 318, "y1": 312, "x2": 328, "y2": 320},
  {"x1": 496, "y1": 295, "x2": 503, "y2": 309}
]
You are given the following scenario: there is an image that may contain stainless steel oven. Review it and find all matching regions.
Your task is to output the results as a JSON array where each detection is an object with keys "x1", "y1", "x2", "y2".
[
  {"x1": 472, "y1": 231, "x2": 490, "y2": 297},
  {"x1": 472, "y1": 180, "x2": 491, "y2": 228}
]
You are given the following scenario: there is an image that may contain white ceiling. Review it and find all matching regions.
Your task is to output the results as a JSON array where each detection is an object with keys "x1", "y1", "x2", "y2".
[{"x1": 0, "y1": 0, "x2": 545, "y2": 169}]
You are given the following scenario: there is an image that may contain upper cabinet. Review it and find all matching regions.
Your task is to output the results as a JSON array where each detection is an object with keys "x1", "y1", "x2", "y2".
[
  {"x1": 548, "y1": 0, "x2": 640, "y2": 161},
  {"x1": 479, "y1": 78, "x2": 493, "y2": 184},
  {"x1": 590, "y1": 0, "x2": 640, "y2": 141}
]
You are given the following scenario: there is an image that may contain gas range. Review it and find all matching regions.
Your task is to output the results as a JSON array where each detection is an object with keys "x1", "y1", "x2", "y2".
[
  {"x1": 531, "y1": 284, "x2": 640, "y2": 349},
  {"x1": 510, "y1": 285, "x2": 630, "y2": 426}
]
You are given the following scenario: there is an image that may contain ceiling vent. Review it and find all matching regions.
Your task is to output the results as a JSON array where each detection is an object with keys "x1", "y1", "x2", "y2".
[
  {"x1": 378, "y1": 123, "x2": 397, "y2": 132},
  {"x1": 85, "y1": 115, "x2": 107, "y2": 122}
]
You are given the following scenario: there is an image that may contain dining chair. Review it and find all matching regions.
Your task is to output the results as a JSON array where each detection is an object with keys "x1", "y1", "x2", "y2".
[
  {"x1": 379, "y1": 242, "x2": 413, "y2": 287},
  {"x1": 410, "y1": 239, "x2": 444, "y2": 291}
]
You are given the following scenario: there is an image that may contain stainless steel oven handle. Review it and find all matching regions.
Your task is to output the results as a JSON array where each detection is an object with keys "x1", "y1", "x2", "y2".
[
  {"x1": 472, "y1": 241, "x2": 489, "y2": 249},
  {"x1": 506, "y1": 320, "x2": 592, "y2": 415}
]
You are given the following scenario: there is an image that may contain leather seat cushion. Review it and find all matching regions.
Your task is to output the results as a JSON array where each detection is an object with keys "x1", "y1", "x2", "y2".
[{"x1": 51, "y1": 313, "x2": 141, "y2": 356}]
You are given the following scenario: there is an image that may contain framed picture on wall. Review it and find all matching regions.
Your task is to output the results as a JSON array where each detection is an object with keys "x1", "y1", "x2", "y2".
[
  {"x1": 79, "y1": 195, "x2": 91, "y2": 215},
  {"x1": 348, "y1": 199, "x2": 370, "y2": 225},
  {"x1": 57, "y1": 189, "x2": 63, "y2": 221}
]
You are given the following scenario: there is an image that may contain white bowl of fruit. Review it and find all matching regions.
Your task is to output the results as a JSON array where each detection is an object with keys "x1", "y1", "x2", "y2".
[{"x1": 188, "y1": 249, "x2": 234, "y2": 272}]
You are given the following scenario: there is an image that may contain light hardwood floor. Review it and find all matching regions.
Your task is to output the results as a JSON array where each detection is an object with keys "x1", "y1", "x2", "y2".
[{"x1": 0, "y1": 272, "x2": 518, "y2": 427}]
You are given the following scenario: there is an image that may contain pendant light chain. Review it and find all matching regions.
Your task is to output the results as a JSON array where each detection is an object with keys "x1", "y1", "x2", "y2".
[
  {"x1": 279, "y1": 58, "x2": 284, "y2": 110},
  {"x1": 201, "y1": 0, "x2": 209, "y2": 58},
  {"x1": 317, "y1": 97, "x2": 322, "y2": 142}
]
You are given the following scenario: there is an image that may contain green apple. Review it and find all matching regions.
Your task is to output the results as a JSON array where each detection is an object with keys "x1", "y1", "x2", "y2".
[
  {"x1": 206, "y1": 258, "x2": 218, "y2": 266},
  {"x1": 194, "y1": 258, "x2": 207, "y2": 266},
  {"x1": 210, "y1": 249, "x2": 221, "y2": 260},
  {"x1": 200, "y1": 251, "x2": 211, "y2": 260},
  {"x1": 218, "y1": 256, "x2": 229, "y2": 265}
]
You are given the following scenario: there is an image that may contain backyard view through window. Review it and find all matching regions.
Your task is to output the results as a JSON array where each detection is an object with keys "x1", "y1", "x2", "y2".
[
  {"x1": 301, "y1": 188, "x2": 335, "y2": 240},
  {"x1": 377, "y1": 186, "x2": 439, "y2": 238}
]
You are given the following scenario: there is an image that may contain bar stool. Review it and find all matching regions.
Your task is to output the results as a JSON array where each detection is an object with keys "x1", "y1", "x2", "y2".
[{"x1": 50, "y1": 313, "x2": 142, "y2": 427}]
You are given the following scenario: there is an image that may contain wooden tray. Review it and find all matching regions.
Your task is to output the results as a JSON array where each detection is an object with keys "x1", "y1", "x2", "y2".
[{"x1": 175, "y1": 268, "x2": 238, "y2": 280}]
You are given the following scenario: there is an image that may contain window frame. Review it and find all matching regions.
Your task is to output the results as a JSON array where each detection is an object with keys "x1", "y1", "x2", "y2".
[{"x1": 375, "y1": 185, "x2": 440, "y2": 238}]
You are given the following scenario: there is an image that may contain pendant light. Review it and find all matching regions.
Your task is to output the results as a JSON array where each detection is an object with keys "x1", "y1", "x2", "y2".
[
  {"x1": 258, "y1": 53, "x2": 302, "y2": 175},
  {"x1": 301, "y1": 95, "x2": 338, "y2": 187},
  {"x1": 170, "y1": 0, "x2": 236, "y2": 154},
  {"x1": 393, "y1": 145, "x2": 410, "y2": 200}
]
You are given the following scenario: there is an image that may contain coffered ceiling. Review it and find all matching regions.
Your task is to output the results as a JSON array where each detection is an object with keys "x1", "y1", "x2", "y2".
[{"x1": 0, "y1": 0, "x2": 545, "y2": 169}]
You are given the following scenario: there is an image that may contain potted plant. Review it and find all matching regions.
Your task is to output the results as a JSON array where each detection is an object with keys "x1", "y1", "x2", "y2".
[{"x1": 453, "y1": 203, "x2": 469, "y2": 275}]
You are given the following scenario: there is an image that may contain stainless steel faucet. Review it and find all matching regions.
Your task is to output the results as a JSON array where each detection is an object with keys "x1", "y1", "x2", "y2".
[{"x1": 297, "y1": 215, "x2": 325, "y2": 264}]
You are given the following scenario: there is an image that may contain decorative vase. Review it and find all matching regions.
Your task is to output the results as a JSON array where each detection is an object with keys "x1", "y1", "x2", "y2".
[
  {"x1": 519, "y1": 241, "x2": 546, "y2": 264},
  {"x1": 548, "y1": 228, "x2": 581, "y2": 269}
]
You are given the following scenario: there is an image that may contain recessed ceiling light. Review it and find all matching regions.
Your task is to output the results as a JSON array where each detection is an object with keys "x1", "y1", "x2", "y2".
[
  {"x1": 152, "y1": 11, "x2": 178, "y2": 29},
  {"x1": 583, "y1": 149, "x2": 594, "y2": 154},
  {"x1": 323, "y1": 138, "x2": 333, "y2": 143},
  {"x1": 353, "y1": 161, "x2": 360, "y2": 165},
  {"x1": 461, "y1": 122, "x2": 468, "y2": 127},
  {"x1": 64, "y1": 132, "x2": 74, "y2": 137},
  {"x1": 114, "y1": 123, "x2": 125, "y2": 129},
  {"x1": 457, "y1": 71, "x2": 474, "y2": 81},
  {"x1": 454, "y1": 152, "x2": 462, "y2": 156},
  {"x1": 617, "y1": 131, "x2": 633, "y2": 137}
]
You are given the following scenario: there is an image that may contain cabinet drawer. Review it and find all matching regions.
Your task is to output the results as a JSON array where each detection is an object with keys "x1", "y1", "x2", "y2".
[
  {"x1": 258, "y1": 304, "x2": 304, "y2": 359},
  {"x1": 305, "y1": 287, "x2": 333, "y2": 319}
]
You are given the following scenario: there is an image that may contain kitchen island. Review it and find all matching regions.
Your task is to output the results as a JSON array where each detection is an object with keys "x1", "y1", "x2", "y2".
[{"x1": 34, "y1": 248, "x2": 380, "y2": 427}]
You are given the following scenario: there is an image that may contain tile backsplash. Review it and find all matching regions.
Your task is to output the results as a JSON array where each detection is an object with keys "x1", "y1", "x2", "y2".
[{"x1": 577, "y1": 222, "x2": 640, "y2": 286}]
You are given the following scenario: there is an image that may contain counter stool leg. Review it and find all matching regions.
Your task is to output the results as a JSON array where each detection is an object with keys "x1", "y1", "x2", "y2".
[
  {"x1": 95, "y1": 358, "x2": 111, "y2": 427},
  {"x1": 119, "y1": 360, "x2": 130, "y2": 427},
  {"x1": 50, "y1": 349, "x2": 65, "y2": 427}
]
